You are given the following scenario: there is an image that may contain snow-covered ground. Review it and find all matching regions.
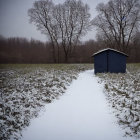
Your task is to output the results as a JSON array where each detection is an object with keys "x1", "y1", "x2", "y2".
[
  {"x1": 97, "y1": 64, "x2": 140, "y2": 138},
  {"x1": 0, "y1": 64, "x2": 93, "y2": 139},
  {"x1": 21, "y1": 70, "x2": 135, "y2": 140}
]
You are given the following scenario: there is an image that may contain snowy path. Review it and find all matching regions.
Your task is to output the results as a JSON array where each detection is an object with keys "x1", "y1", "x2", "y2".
[{"x1": 21, "y1": 70, "x2": 135, "y2": 140}]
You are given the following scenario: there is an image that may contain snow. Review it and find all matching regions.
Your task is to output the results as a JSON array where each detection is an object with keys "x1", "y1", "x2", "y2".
[
  {"x1": 21, "y1": 70, "x2": 135, "y2": 140},
  {"x1": 0, "y1": 64, "x2": 93, "y2": 139},
  {"x1": 97, "y1": 65, "x2": 140, "y2": 138},
  {"x1": 92, "y1": 48, "x2": 128, "y2": 56}
]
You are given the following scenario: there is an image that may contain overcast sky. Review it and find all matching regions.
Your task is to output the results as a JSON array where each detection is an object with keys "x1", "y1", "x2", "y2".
[{"x1": 0, "y1": 0, "x2": 108, "y2": 42}]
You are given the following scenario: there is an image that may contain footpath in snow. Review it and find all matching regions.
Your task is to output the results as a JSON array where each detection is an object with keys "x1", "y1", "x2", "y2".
[{"x1": 21, "y1": 70, "x2": 135, "y2": 140}]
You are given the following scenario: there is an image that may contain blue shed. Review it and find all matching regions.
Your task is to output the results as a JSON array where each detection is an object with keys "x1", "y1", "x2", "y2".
[{"x1": 92, "y1": 48, "x2": 128, "y2": 74}]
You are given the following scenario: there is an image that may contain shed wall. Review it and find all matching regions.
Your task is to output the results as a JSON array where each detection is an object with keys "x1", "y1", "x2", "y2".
[
  {"x1": 108, "y1": 51, "x2": 126, "y2": 73},
  {"x1": 94, "y1": 50, "x2": 126, "y2": 74},
  {"x1": 94, "y1": 52, "x2": 107, "y2": 73}
]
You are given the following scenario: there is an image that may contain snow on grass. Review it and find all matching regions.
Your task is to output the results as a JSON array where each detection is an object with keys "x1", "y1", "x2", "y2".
[
  {"x1": 21, "y1": 70, "x2": 134, "y2": 140},
  {"x1": 0, "y1": 64, "x2": 93, "y2": 140},
  {"x1": 97, "y1": 64, "x2": 140, "y2": 139}
]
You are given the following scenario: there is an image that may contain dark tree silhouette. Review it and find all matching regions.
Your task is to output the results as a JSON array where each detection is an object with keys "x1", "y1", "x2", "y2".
[
  {"x1": 92, "y1": 0, "x2": 140, "y2": 53},
  {"x1": 28, "y1": 0, "x2": 92, "y2": 62}
]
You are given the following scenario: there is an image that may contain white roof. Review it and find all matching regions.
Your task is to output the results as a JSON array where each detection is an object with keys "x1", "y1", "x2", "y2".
[{"x1": 92, "y1": 48, "x2": 128, "y2": 56}]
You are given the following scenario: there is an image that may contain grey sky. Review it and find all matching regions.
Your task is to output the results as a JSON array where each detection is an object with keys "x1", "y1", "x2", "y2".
[{"x1": 0, "y1": 0, "x2": 108, "y2": 42}]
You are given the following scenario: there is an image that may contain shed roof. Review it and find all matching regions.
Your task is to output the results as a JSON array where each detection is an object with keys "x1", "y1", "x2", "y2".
[{"x1": 92, "y1": 48, "x2": 128, "y2": 57}]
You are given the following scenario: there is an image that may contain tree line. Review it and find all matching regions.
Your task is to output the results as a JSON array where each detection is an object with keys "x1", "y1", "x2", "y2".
[
  {"x1": 0, "y1": 35, "x2": 140, "y2": 63},
  {"x1": 0, "y1": 0, "x2": 140, "y2": 63},
  {"x1": 0, "y1": 36, "x2": 94, "y2": 63}
]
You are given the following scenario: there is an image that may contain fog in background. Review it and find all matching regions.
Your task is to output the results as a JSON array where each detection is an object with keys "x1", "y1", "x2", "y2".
[{"x1": 0, "y1": 0, "x2": 108, "y2": 42}]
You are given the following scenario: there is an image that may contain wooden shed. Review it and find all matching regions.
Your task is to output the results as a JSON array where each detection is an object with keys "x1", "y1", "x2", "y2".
[{"x1": 92, "y1": 48, "x2": 128, "y2": 74}]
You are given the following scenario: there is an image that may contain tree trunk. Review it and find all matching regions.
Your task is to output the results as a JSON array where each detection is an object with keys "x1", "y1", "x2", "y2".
[
  {"x1": 57, "y1": 45, "x2": 60, "y2": 63},
  {"x1": 52, "y1": 43, "x2": 57, "y2": 63},
  {"x1": 64, "y1": 53, "x2": 68, "y2": 63}
]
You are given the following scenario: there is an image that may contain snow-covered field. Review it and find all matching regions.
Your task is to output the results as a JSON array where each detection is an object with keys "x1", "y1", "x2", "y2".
[
  {"x1": 0, "y1": 64, "x2": 93, "y2": 140},
  {"x1": 0, "y1": 64, "x2": 139, "y2": 140},
  {"x1": 97, "y1": 64, "x2": 140, "y2": 138},
  {"x1": 21, "y1": 69, "x2": 135, "y2": 140}
]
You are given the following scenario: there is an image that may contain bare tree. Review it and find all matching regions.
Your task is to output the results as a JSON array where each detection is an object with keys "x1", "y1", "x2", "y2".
[
  {"x1": 92, "y1": 0, "x2": 140, "y2": 53},
  {"x1": 28, "y1": 0, "x2": 91, "y2": 63},
  {"x1": 54, "y1": 0, "x2": 91, "y2": 62},
  {"x1": 28, "y1": 0, "x2": 59, "y2": 63}
]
